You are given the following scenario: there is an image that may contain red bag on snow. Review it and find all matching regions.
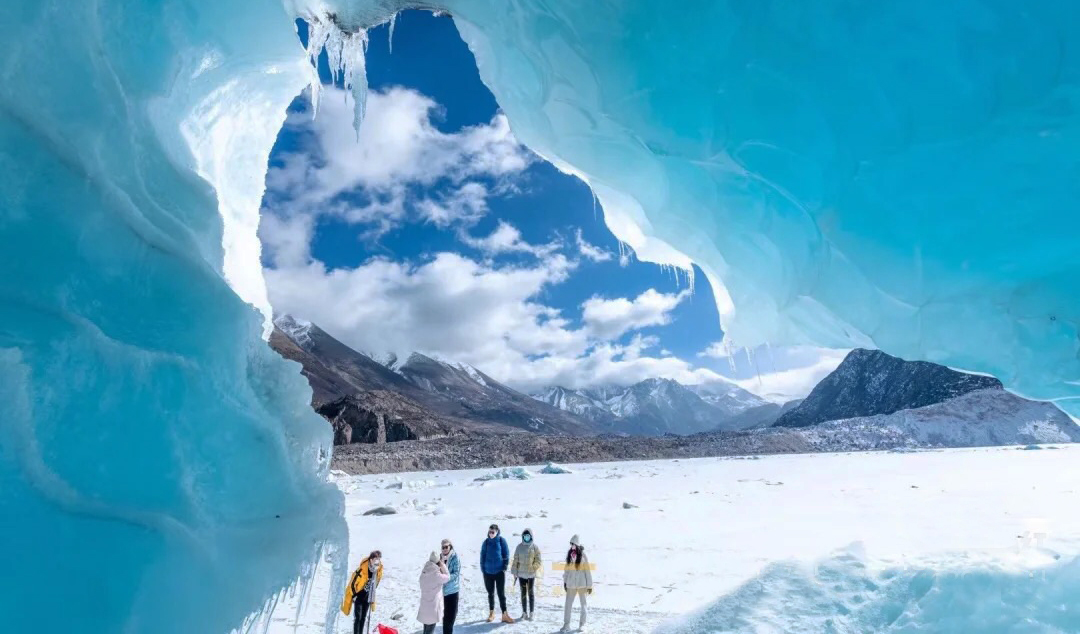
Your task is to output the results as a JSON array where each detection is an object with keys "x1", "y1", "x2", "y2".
[{"x1": 375, "y1": 626, "x2": 398, "y2": 634}]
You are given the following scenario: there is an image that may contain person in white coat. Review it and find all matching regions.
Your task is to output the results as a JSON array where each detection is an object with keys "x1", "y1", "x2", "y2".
[
  {"x1": 417, "y1": 552, "x2": 451, "y2": 634},
  {"x1": 561, "y1": 535, "x2": 593, "y2": 632}
]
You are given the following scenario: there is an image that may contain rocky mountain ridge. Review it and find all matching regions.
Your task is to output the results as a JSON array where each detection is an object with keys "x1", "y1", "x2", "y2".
[{"x1": 774, "y1": 348, "x2": 1002, "y2": 428}]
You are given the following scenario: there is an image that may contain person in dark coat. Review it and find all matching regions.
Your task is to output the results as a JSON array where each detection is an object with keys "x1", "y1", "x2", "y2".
[{"x1": 480, "y1": 523, "x2": 512, "y2": 623}]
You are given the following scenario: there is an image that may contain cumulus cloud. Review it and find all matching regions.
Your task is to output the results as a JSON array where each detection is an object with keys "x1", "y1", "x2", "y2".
[
  {"x1": 267, "y1": 252, "x2": 586, "y2": 370},
  {"x1": 581, "y1": 289, "x2": 689, "y2": 340},
  {"x1": 262, "y1": 86, "x2": 532, "y2": 243},
  {"x1": 261, "y1": 88, "x2": 734, "y2": 393},
  {"x1": 266, "y1": 243, "x2": 724, "y2": 392}
]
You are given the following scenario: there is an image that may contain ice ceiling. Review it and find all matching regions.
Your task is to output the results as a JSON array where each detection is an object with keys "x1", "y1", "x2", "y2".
[
  {"x1": 298, "y1": 0, "x2": 1080, "y2": 413},
  {"x1": 0, "y1": 0, "x2": 1077, "y2": 632}
]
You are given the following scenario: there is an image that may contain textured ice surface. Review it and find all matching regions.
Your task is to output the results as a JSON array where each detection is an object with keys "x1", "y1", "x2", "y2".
[
  {"x1": 0, "y1": 1, "x2": 344, "y2": 632},
  {"x1": 295, "y1": 0, "x2": 1080, "y2": 415},
  {"x1": 668, "y1": 545, "x2": 1080, "y2": 633}
]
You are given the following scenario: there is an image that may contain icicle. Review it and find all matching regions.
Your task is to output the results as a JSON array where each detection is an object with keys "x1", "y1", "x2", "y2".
[
  {"x1": 303, "y1": 16, "x2": 370, "y2": 135},
  {"x1": 388, "y1": 13, "x2": 398, "y2": 54},
  {"x1": 723, "y1": 338, "x2": 737, "y2": 374}
]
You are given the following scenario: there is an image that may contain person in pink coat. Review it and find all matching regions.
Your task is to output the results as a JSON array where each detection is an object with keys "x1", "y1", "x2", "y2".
[{"x1": 417, "y1": 551, "x2": 451, "y2": 634}]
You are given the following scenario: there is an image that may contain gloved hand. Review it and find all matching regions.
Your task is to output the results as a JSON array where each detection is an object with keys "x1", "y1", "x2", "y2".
[{"x1": 587, "y1": 588, "x2": 593, "y2": 595}]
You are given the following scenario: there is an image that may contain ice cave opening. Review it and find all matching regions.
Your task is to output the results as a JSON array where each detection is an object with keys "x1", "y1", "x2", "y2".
[{"x1": 3, "y1": 1, "x2": 1080, "y2": 633}]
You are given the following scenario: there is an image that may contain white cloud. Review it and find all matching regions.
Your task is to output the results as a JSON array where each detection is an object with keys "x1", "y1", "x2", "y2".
[
  {"x1": 267, "y1": 252, "x2": 587, "y2": 372},
  {"x1": 507, "y1": 334, "x2": 727, "y2": 392},
  {"x1": 581, "y1": 288, "x2": 689, "y2": 340},
  {"x1": 459, "y1": 221, "x2": 559, "y2": 258},
  {"x1": 263, "y1": 87, "x2": 532, "y2": 237},
  {"x1": 699, "y1": 341, "x2": 730, "y2": 359},
  {"x1": 700, "y1": 344, "x2": 848, "y2": 403},
  {"x1": 574, "y1": 228, "x2": 613, "y2": 262},
  {"x1": 416, "y1": 182, "x2": 490, "y2": 228},
  {"x1": 260, "y1": 87, "x2": 735, "y2": 393},
  {"x1": 266, "y1": 242, "x2": 727, "y2": 392},
  {"x1": 259, "y1": 213, "x2": 314, "y2": 268}
]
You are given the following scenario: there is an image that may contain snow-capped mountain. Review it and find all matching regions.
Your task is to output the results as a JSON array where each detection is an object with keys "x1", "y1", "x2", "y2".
[
  {"x1": 274, "y1": 314, "x2": 315, "y2": 347},
  {"x1": 269, "y1": 316, "x2": 592, "y2": 441},
  {"x1": 688, "y1": 380, "x2": 768, "y2": 417},
  {"x1": 533, "y1": 378, "x2": 766, "y2": 436},
  {"x1": 774, "y1": 348, "x2": 1003, "y2": 428},
  {"x1": 790, "y1": 388, "x2": 1080, "y2": 450}
]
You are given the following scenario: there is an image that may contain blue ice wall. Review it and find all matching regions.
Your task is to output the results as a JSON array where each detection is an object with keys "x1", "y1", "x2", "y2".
[
  {"x1": 0, "y1": 1, "x2": 345, "y2": 632},
  {"x1": 305, "y1": 0, "x2": 1080, "y2": 413}
]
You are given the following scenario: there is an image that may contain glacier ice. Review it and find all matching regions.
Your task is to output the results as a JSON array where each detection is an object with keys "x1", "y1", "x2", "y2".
[
  {"x1": 0, "y1": 0, "x2": 344, "y2": 632},
  {"x1": 4, "y1": 0, "x2": 1080, "y2": 632}
]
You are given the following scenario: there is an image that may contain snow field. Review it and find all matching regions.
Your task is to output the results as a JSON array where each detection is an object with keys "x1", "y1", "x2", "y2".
[{"x1": 271, "y1": 446, "x2": 1080, "y2": 633}]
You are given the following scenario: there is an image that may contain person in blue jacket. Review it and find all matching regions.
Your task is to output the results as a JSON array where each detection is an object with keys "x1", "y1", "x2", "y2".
[
  {"x1": 440, "y1": 539, "x2": 460, "y2": 634},
  {"x1": 480, "y1": 523, "x2": 512, "y2": 623}
]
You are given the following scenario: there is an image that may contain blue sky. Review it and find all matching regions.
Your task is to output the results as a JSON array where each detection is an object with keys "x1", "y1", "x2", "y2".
[{"x1": 259, "y1": 11, "x2": 842, "y2": 398}]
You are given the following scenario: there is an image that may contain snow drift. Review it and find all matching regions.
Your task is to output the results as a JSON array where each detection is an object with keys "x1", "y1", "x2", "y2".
[
  {"x1": 3, "y1": 0, "x2": 1080, "y2": 632},
  {"x1": 667, "y1": 546, "x2": 1080, "y2": 633}
]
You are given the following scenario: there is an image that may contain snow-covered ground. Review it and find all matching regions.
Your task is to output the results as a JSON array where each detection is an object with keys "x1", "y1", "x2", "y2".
[{"x1": 269, "y1": 446, "x2": 1080, "y2": 633}]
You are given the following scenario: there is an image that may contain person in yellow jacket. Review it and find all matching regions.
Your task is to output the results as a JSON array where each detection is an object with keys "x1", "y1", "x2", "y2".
[{"x1": 341, "y1": 550, "x2": 383, "y2": 634}]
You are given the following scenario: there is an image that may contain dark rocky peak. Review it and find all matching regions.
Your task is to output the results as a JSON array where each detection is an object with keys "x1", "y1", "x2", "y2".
[{"x1": 774, "y1": 348, "x2": 1002, "y2": 428}]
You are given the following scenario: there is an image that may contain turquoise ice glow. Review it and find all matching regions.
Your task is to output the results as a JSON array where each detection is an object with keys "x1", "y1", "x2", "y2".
[
  {"x1": 1, "y1": 0, "x2": 1078, "y2": 632},
  {"x1": 301, "y1": 0, "x2": 1080, "y2": 412}
]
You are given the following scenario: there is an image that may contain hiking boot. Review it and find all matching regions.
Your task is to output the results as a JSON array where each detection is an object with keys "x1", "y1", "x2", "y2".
[
  {"x1": 527, "y1": 611, "x2": 534, "y2": 621},
  {"x1": 501, "y1": 612, "x2": 514, "y2": 623},
  {"x1": 487, "y1": 611, "x2": 495, "y2": 623}
]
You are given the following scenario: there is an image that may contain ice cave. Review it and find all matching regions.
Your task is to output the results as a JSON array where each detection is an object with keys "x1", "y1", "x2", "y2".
[{"x1": 1, "y1": 0, "x2": 1078, "y2": 632}]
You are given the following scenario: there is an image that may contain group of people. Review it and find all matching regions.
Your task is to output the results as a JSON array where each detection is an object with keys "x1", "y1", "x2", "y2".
[{"x1": 343, "y1": 524, "x2": 594, "y2": 633}]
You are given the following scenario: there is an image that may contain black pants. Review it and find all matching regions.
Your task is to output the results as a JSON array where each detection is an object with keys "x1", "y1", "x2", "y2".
[
  {"x1": 483, "y1": 571, "x2": 507, "y2": 612},
  {"x1": 443, "y1": 592, "x2": 458, "y2": 634},
  {"x1": 519, "y1": 577, "x2": 535, "y2": 614},
  {"x1": 352, "y1": 590, "x2": 370, "y2": 634},
  {"x1": 422, "y1": 626, "x2": 435, "y2": 634}
]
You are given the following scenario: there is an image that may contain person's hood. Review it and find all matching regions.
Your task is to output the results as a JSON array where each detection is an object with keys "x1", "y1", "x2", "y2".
[
  {"x1": 428, "y1": 551, "x2": 439, "y2": 564},
  {"x1": 522, "y1": 528, "x2": 533, "y2": 541}
]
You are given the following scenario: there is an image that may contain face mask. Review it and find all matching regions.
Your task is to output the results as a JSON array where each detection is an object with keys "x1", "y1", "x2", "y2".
[
  {"x1": 523, "y1": 535, "x2": 532, "y2": 543},
  {"x1": 369, "y1": 559, "x2": 380, "y2": 569}
]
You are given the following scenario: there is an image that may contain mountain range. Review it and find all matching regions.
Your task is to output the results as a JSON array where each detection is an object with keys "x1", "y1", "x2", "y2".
[
  {"x1": 531, "y1": 378, "x2": 767, "y2": 436},
  {"x1": 270, "y1": 315, "x2": 590, "y2": 440},
  {"x1": 269, "y1": 315, "x2": 1079, "y2": 460}
]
